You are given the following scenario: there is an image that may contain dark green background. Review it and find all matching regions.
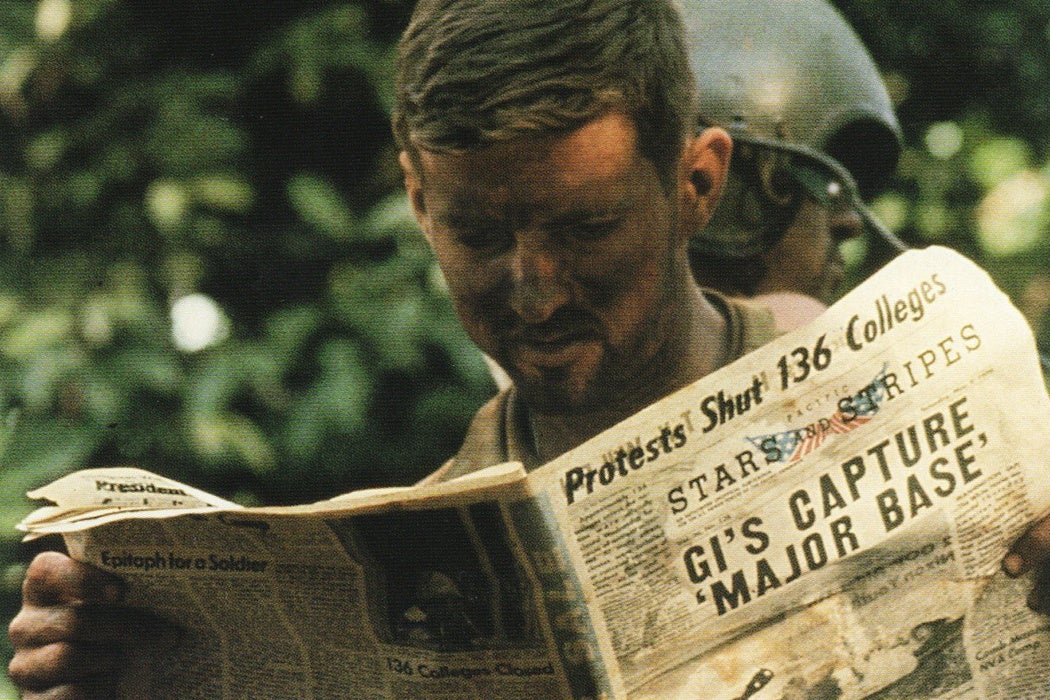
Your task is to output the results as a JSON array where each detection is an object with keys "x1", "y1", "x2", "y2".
[{"x1": 1, "y1": 0, "x2": 1048, "y2": 689}]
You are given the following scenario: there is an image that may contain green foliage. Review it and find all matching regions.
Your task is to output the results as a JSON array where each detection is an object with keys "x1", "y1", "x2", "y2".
[
  {"x1": 0, "y1": 1, "x2": 488, "y2": 683},
  {"x1": 834, "y1": 0, "x2": 1050, "y2": 333}
]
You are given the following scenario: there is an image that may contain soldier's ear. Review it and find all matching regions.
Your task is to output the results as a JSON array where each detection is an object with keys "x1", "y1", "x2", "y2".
[
  {"x1": 690, "y1": 170, "x2": 712, "y2": 195},
  {"x1": 681, "y1": 127, "x2": 732, "y2": 232}
]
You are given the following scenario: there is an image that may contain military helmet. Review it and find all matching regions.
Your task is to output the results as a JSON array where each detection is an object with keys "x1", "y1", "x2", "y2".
[{"x1": 682, "y1": 0, "x2": 905, "y2": 257}]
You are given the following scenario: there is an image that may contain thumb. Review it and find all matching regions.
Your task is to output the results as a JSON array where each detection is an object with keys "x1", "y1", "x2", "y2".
[{"x1": 1004, "y1": 517, "x2": 1050, "y2": 577}]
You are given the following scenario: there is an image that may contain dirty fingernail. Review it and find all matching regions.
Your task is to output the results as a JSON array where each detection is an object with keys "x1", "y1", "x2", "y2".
[{"x1": 1003, "y1": 553, "x2": 1024, "y2": 576}]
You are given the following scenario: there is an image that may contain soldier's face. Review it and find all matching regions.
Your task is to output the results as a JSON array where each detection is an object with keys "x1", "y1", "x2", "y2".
[
  {"x1": 755, "y1": 198, "x2": 864, "y2": 303},
  {"x1": 403, "y1": 112, "x2": 692, "y2": 413}
]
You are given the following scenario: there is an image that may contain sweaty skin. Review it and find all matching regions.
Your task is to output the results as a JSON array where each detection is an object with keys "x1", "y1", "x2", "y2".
[{"x1": 402, "y1": 112, "x2": 733, "y2": 463}]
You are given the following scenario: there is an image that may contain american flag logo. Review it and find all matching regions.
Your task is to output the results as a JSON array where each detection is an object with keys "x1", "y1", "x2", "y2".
[{"x1": 748, "y1": 367, "x2": 888, "y2": 464}]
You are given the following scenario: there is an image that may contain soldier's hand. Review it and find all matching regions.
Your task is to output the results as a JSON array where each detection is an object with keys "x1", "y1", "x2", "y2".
[
  {"x1": 8, "y1": 551, "x2": 129, "y2": 698},
  {"x1": 1004, "y1": 515, "x2": 1050, "y2": 613}
]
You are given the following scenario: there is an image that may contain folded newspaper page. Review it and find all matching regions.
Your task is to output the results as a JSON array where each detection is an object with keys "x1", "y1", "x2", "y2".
[{"x1": 19, "y1": 246, "x2": 1050, "y2": 699}]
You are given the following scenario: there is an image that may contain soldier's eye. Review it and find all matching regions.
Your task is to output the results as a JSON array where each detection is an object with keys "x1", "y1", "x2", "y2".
[
  {"x1": 447, "y1": 218, "x2": 513, "y2": 252},
  {"x1": 549, "y1": 216, "x2": 622, "y2": 244},
  {"x1": 459, "y1": 228, "x2": 511, "y2": 251},
  {"x1": 570, "y1": 219, "x2": 620, "y2": 241}
]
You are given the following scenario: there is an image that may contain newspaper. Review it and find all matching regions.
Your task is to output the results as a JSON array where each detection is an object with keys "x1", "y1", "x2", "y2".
[{"x1": 19, "y1": 245, "x2": 1050, "y2": 700}]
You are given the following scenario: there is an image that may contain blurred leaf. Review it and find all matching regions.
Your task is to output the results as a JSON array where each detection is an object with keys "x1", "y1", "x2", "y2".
[
  {"x1": 924, "y1": 121, "x2": 964, "y2": 160},
  {"x1": 190, "y1": 411, "x2": 276, "y2": 475},
  {"x1": 263, "y1": 305, "x2": 323, "y2": 369},
  {"x1": 329, "y1": 256, "x2": 433, "y2": 370},
  {"x1": 18, "y1": 346, "x2": 83, "y2": 411},
  {"x1": 869, "y1": 192, "x2": 910, "y2": 233},
  {"x1": 160, "y1": 250, "x2": 206, "y2": 297},
  {"x1": 0, "y1": 175, "x2": 35, "y2": 254},
  {"x1": 0, "y1": 417, "x2": 100, "y2": 530},
  {"x1": 364, "y1": 193, "x2": 430, "y2": 258},
  {"x1": 191, "y1": 174, "x2": 254, "y2": 215},
  {"x1": 186, "y1": 346, "x2": 265, "y2": 416},
  {"x1": 916, "y1": 202, "x2": 950, "y2": 240},
  {"x1": 287, "y1": 172, "x2": 355, "y2": 239},
  {"x1": 250, "y1": 4, "x2": 396, "y2": 111},
  {"x1": 145, "y1": 179, "x2": 190, "y2": 231},
  {"x1": 142, "y1": 74, "x2": 248, "y2": 176},
  {"x1": 1, "y1": 309, "x2": 74, "y2": 359},
  {"x1": 25, "y1": 128, "x2": 66, "y2": 171},
  {"x1": 968, "y1": 136, "x2": 1032, "y2": 188},
  {"x1": 0, "y1": 294, "x2": 21, "y2": 329},
  {"x1": 102, "y1": 346, "x2": 181, "y2": 395},
  {"x1": 977, "y1": 170, "x2": 1050, "y2": 257},
  {"x1": 283, "y1": 337, "x2": 372, "y2": 460}
]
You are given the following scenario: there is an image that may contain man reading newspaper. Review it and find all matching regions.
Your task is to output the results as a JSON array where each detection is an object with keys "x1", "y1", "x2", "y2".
[{"x1": 9, "y1": 0, "x2": 1050, "y2": 697}]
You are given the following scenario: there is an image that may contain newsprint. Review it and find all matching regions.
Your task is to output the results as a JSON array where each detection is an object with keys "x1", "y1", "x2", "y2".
[{"x1": 20, "y1": 246, "x2": 1050, "y2": 699}]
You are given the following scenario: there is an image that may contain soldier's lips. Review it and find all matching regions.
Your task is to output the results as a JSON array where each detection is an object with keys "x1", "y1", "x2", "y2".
[{"x1": 509, "y1": 330, "x2": 600, "y2": 369}]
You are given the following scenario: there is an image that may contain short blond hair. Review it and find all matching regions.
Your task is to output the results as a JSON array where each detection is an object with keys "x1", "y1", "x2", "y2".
[{"x1": 392, "y1": 0, "x2": 695, "y2": 192}]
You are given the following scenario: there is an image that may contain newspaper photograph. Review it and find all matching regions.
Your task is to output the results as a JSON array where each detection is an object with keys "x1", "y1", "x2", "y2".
[{"x1": 19, "y1": 246, "x2": 1050, "y2": 699}]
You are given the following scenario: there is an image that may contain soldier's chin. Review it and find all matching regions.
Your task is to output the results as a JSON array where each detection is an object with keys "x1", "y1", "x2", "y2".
[{"x1": 514, "y1": 367, "x2": 597, "y2": 416}]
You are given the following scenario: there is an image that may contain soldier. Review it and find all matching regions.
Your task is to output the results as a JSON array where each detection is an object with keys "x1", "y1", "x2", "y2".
[{"x1": 683, "y1": 0, "x2": 906, "y2": 309}]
